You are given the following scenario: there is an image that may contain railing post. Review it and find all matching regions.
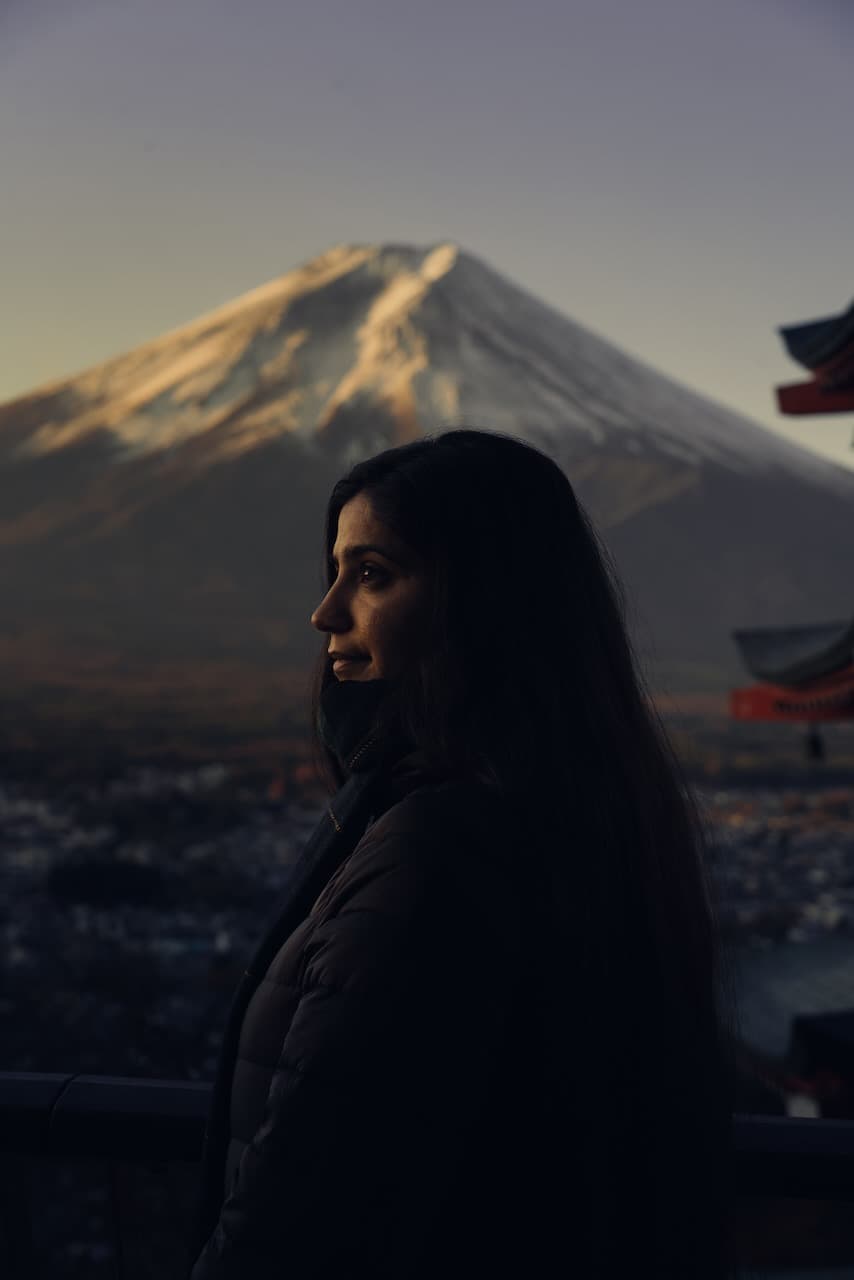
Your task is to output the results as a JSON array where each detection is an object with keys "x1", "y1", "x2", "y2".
[
  {"x1": 1, "y1": 1157, "x2": 38, "y2": 1279},
  {"x1": 110, "y1": 1159, "x2": 125, "y2": 1280}
]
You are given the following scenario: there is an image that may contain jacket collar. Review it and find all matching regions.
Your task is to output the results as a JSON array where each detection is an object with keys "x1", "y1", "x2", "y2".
[
  {"x1": 317, "y1": 676, "x2": 456, "y2": 795},
  {"x1": 318, "y1": 676, "x2": 411, "y2": 775}
]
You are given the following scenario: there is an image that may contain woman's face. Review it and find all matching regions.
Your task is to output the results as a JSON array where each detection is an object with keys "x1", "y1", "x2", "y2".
[{"x1": 310, "y1": 492, "x2": 431, "y2": 681}]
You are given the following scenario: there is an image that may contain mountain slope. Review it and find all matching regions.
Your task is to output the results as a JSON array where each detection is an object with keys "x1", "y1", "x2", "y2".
[{"x1": 0, "y1": 241, "x2": 851, "y2": 726}]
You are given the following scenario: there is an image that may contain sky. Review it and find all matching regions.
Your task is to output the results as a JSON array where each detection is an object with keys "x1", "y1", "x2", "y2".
[{"x1": 2, "y1": 0, "x2": 853, "y2": 472}]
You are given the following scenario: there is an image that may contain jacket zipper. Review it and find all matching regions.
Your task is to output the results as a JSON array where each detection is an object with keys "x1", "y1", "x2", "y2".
[{"x1": 310, "y1": 736, "x2": 379, "y2": 916}]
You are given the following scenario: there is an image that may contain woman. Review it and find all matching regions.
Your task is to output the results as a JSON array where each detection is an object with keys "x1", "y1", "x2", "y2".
[{"x1": 187, "y1": 428, "x2": 742, "y2": 1278}]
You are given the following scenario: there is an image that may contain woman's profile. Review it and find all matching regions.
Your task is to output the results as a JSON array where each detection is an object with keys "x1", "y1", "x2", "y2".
[{"x1": 187, "y1": 427, "x2": 742, "y2": 1279}]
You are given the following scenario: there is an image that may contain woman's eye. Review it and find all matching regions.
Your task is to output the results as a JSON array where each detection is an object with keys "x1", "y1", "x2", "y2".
[
  {"x1": 358, "y1": 562, "x2": 386, "y2": 584},
  {"x1": 328, "y1": 561, "x2": 387, "y2": 586}
]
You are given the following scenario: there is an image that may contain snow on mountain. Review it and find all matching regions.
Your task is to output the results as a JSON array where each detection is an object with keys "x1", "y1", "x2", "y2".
[
  {"x1": 6, "y1": 241, "x2": 849, "y2": 498},
  {"x1": 0, "y1": 241, "x2": 851, "y2": 710}
]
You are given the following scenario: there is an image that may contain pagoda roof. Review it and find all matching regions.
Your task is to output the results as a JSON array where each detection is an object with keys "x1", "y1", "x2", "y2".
[
  {"x1": 732, "y1": 618, "x2": 854, "y2": 687},
  {"x1": 779, "y1": 298, "x2": 854, "y2": 387}
]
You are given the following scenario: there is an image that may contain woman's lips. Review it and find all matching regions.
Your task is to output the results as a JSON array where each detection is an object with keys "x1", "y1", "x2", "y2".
[{"x1": 332, "y1": 657, "x2": 368, "y2": 673}]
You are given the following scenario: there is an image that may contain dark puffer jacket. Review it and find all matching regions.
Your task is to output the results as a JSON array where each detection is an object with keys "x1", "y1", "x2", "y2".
[{"x1": 188, "y1": 776, "x2": 550, "y2": 1279}]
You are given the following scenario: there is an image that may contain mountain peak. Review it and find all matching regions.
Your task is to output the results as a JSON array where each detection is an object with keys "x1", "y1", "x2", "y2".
[{"x1": 3, "y1": 240, "x2": 852, "y2": 505}]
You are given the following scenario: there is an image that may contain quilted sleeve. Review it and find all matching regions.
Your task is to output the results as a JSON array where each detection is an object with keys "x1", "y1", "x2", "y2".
[{"x1": 188, "y1": 820, "x2": 518, "y2": 1279}]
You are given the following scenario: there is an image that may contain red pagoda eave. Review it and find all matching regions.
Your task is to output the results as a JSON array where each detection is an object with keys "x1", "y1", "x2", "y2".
[
  {"x1": 776, "y1": 380, "x2": 854, "y2": 416},
  {"x1": 730, "y1": 663, "x2": 854, "y2": 722}
]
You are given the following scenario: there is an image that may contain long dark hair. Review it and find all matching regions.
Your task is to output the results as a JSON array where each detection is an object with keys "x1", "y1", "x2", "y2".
[{"x1": 308, "y1": 428, "x2": 743, "y2": 1277}]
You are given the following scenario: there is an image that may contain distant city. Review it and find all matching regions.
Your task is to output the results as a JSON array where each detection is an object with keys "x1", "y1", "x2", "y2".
[{"x1": 4, "y1": 737, "x2": 854, "y2": 1082}]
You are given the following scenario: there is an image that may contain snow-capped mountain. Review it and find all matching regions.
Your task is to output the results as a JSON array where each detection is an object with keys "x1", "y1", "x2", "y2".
[
  {"x1": 0, "y1": 241, "x2": 851, "y2": 718},
  {"x1": 7, "y1": 241, "x2": 849, "y2": 488}
]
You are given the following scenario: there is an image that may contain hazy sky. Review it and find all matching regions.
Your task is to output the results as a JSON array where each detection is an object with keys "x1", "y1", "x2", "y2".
[{"x1": 3, "y1": 0, "x2": 853, "y2": 471}]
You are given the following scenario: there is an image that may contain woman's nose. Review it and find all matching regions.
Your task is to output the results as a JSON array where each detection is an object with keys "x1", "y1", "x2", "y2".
[{"x1": 311, "y1": 590, "x2": 344, "y2": 630}]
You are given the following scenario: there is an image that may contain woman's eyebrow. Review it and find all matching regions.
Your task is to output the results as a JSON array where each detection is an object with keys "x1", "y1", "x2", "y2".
[{"x1": 330, "y1": 543, "x2": 401, "y2": 565}]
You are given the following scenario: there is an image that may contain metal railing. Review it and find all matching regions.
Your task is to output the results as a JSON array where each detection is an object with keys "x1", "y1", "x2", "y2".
[{"x1": 3, "y1": 1071, "x2": 854, "y2": 1276}]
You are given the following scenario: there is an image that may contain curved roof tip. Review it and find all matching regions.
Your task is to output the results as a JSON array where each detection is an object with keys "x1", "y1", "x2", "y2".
[
  {"x1": 779, "y1": 298, "x2": 854, "y2": 374},
  {"x1": 732, "y1": 617, "x2": 854, "y2": 686}
]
